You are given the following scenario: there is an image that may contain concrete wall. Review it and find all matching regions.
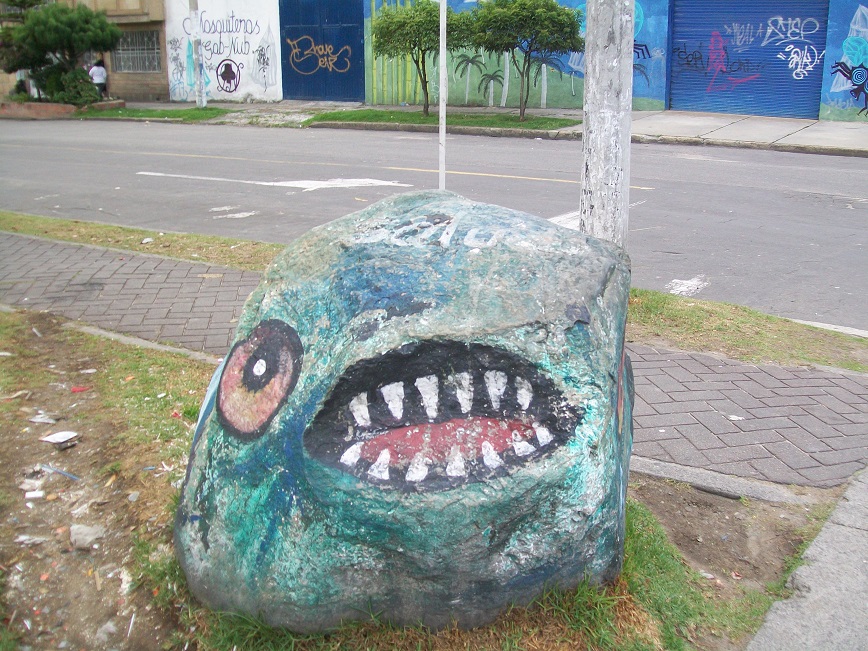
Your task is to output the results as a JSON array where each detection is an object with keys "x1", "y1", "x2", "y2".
[{"x1": 164, "y1": 0, "x2": 282, "y2": 102}]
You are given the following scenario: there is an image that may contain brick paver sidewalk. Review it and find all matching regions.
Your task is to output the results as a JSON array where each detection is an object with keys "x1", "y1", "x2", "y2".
[{"x1": 2, "y1": 232, "x2": 866, "y2": 488}]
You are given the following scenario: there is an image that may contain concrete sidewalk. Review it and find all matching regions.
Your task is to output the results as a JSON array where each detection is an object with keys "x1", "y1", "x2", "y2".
[
  {"x1": 125, "y1": 100, "x2": 868, "y2": 157},
  {"x1": 1, "y1": 229, "x2": 866, "y2": 647}
]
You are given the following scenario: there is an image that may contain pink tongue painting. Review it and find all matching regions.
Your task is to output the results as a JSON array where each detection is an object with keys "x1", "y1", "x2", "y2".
[{"x1": 359, "y1": 417, "x2": 535, "y2": 464}]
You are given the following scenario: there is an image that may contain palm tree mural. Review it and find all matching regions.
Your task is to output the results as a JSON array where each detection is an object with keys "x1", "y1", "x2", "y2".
[
  {"x1": 500, "y1": 52, "x2": 511, "y2": 107},
  {"x1": 478, "y1": 70, "x2": 504, "y2": 107},
  {"x1": 532, "y1": 53, "x2": 565, "y2": 109},
  {"x1": 454, "y1": 51, "x2": 486, "y2": 104}
]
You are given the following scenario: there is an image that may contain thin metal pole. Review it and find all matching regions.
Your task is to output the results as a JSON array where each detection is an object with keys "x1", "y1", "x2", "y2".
[{"x1": 438, "y1": 0, "x2": 447, "y2": 190}]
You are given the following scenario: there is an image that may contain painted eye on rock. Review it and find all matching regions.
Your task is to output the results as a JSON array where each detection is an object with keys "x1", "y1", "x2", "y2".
[{"x1": 216, "y1": 320, "x2": 303, "y2": 440}]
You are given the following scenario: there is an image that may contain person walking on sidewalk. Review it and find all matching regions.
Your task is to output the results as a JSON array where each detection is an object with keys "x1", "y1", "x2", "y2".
[{"x1": 89, "y1": 60, "x2": 107, "y2": 99}]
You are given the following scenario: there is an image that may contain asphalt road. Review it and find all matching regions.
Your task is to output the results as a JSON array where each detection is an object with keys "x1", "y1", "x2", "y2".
[{"x1": 1, "y1": 120, "x2": 866, "y2": 330}]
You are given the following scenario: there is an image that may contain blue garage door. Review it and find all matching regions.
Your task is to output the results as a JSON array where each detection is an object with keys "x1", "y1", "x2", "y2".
[
  {"x1": 669, "y1": 0, "x2": 830, "y2": 118},
  {"x1": 279, "y1": 0, "x2": 364, "y2": 101}
]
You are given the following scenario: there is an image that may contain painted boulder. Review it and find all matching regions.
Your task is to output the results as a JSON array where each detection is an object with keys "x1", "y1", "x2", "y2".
[{"x1": 175, "y1": 190, "x2": 634, "y2": 632}]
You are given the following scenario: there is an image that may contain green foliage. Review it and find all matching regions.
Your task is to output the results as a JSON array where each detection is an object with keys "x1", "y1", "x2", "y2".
[
  {"x1": 52, "y1": 67, "x2": 101, "y2": 106},
  {"x1": 2, "y1": 3, "x2": 121, "y2": 104},
  {"x1": 372, "y1": 0, "x2": 471, "y2": 116},
  {"x1": 472, "y1": 0, "x2": 583, "y2": 119}
]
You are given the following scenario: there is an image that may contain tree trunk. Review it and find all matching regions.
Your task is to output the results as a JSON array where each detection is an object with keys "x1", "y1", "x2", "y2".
[
  {"x1": 576, "y1": 0, "x2": 633, "y2": 249},
  {"x1": 415, "y1": 56, "x2": 429, "y2": 117}
]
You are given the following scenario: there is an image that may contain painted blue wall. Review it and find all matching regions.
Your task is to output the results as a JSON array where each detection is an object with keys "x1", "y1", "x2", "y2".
[
  {"x1": 820, "y1": 2, "x2": 868, "y2": 119},
  {"x1": 362, "y1": 0, "x2": 864, "y2": 120}
]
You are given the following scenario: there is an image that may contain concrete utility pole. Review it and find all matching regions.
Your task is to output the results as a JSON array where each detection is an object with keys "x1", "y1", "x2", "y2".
[
  {"x1": 189, "y1": 0, "x2": 207, "y2": 108},
  {"x1": 578, "y1": 0, "x2": 633, "y2": 249}
]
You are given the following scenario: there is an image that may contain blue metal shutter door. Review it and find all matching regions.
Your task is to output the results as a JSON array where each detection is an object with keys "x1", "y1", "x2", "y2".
[
  {"x1": 279, "y1": 0, "x2": 364, "y2": 101},
  {"x1": 669, "y1": 0, "x2": 829, "y2": 118}
]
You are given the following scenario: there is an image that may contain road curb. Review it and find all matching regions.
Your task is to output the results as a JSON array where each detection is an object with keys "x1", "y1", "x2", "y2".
[
  {"x1": 309, "y1": 121, "x2": 868, "y2": 157},
  {"x1": 308, "y1": 120, "x2": 578, "y2": 141},
  {"x1": 630, "y1": 456, "x2": 820, "y2": 505}
]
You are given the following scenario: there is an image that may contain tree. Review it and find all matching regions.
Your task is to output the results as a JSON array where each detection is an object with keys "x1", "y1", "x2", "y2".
[
  {"x1": 2, "y1": 3, "x2": 121, "y2": 100},
  {"x1": 472, "y1": 0, "x2": 583, "y2": 120},
  {"x1": 0, "y1": 0, "x2": 44, "y2": 76},
  {"x1": 372, "y1": 0, "x2": 471, "y2": 117}
]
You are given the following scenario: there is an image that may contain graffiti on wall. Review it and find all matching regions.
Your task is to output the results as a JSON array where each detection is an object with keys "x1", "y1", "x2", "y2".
[
  {"x1": 286, "y1": 36, "x2": 353, "y2": 75},
  {"x1": 828, "y1": 5, "x2": 868, "y2": 116},
  {"x1": 673, "y1": 12, "x2": 826, "y2": 93},
  {"x1": 166, "y1": 0, "x2": 281, "y2": 101}
]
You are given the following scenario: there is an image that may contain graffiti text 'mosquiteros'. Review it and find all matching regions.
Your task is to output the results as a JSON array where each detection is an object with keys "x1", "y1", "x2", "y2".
[{"x1": 183, "y1": 11, "x2": 262, "y2": 61}]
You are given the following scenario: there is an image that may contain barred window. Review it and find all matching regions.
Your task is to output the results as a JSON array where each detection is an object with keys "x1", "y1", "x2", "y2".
[{"x1": 112, "y1": 30, "x2": 161, "y2": 73}]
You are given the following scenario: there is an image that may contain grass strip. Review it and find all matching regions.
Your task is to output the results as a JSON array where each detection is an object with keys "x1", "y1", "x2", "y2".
[
  {"x1": 0, "y1": 210, "x2": 283, "y2": 272},
  {"x1": 305, "y1": 108, "x2": 581, "y2": 131},
  {"x1": 75, "y1": 106, "x2": 234, "y2": 123},
  {"x1": 627, "y1": 288, "x2": 868, "y2": 373},
  {"x1": 1, "y1": 210, "x2": 865, "y2": 372}
]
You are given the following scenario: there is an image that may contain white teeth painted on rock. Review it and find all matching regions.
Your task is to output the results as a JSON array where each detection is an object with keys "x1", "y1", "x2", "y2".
[
  {"x1": 349, "y1": 393, "x2": 371, "y2": 427},
  {"x1": 447, "y1": 372, "x2": 474, "y2": 413},
  {"x1": 512, "y1": 432, "x2": 536, "y2": 457},
  {"x1": 405, "y1": 453, "x2": 430, "y2": 482},
  {"x1": 380, "y1": 382, "x2": 405, "y2": 420},
  {"x1": 367, "y1": 449, "x2": 391, "y2": 480},
  {"x1": 446, "y1": 445, "x2": 467, "y2": 477},
  {"x1": 415, "y1": 375, "x2": 439, "y2": 420},
  {"x1": 485, "y1": 370, "x2": 508, "y2": 410},
  {"x1": 533, "y1": 423, "x2": 553, "y2": 446},
  {"x1": 481, "y1": 441, "x2": 503, "y2": 469},
  {"x1": 339, "y1": 441, "x2": 363, "y2": 467},
  {"x1": 515, "y1": 377, "x2": 533, "y2": 410}
]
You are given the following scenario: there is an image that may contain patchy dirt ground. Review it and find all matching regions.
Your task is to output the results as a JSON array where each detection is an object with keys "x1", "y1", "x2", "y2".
[
  {"x1": 0, "y1": 312, "x2": 183, "y2": 650},
  {"x1": 0, "y1": 311, "x2": 841, "y2": 650}
]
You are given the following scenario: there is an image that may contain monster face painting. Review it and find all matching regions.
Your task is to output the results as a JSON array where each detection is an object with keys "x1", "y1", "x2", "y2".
[{"x1": 175, "y1": 191, "x2": 634, "y2": 632}]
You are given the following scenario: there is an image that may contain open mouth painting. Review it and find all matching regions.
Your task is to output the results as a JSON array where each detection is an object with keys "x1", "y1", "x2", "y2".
[{"x1": 175, "y1": 190, "x2": 634, "y2": 632}]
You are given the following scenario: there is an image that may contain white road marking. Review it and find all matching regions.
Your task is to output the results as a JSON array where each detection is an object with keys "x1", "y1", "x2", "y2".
[
  {"x1": 212, "y1": 211, "x2": 258, "y2": 220},
  {"x1": 137, "y1": 172, "x2": 411, "y2": 192},
  {"x1": 209, "y1": 205, "x2": 239, "y2": 212},
  {"x1": 665, "y1": 275, "x2": 709, "y2": 297}
]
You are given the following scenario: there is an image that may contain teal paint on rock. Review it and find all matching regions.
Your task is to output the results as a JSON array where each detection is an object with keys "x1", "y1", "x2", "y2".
[{"x1": 175, "y1": 191, "x2": 634, "y2": 631}]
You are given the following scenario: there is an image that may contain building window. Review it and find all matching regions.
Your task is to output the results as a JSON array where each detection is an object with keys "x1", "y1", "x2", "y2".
[{"x1": 112, "y1": 30, "x2": 161, "y2": 73}]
